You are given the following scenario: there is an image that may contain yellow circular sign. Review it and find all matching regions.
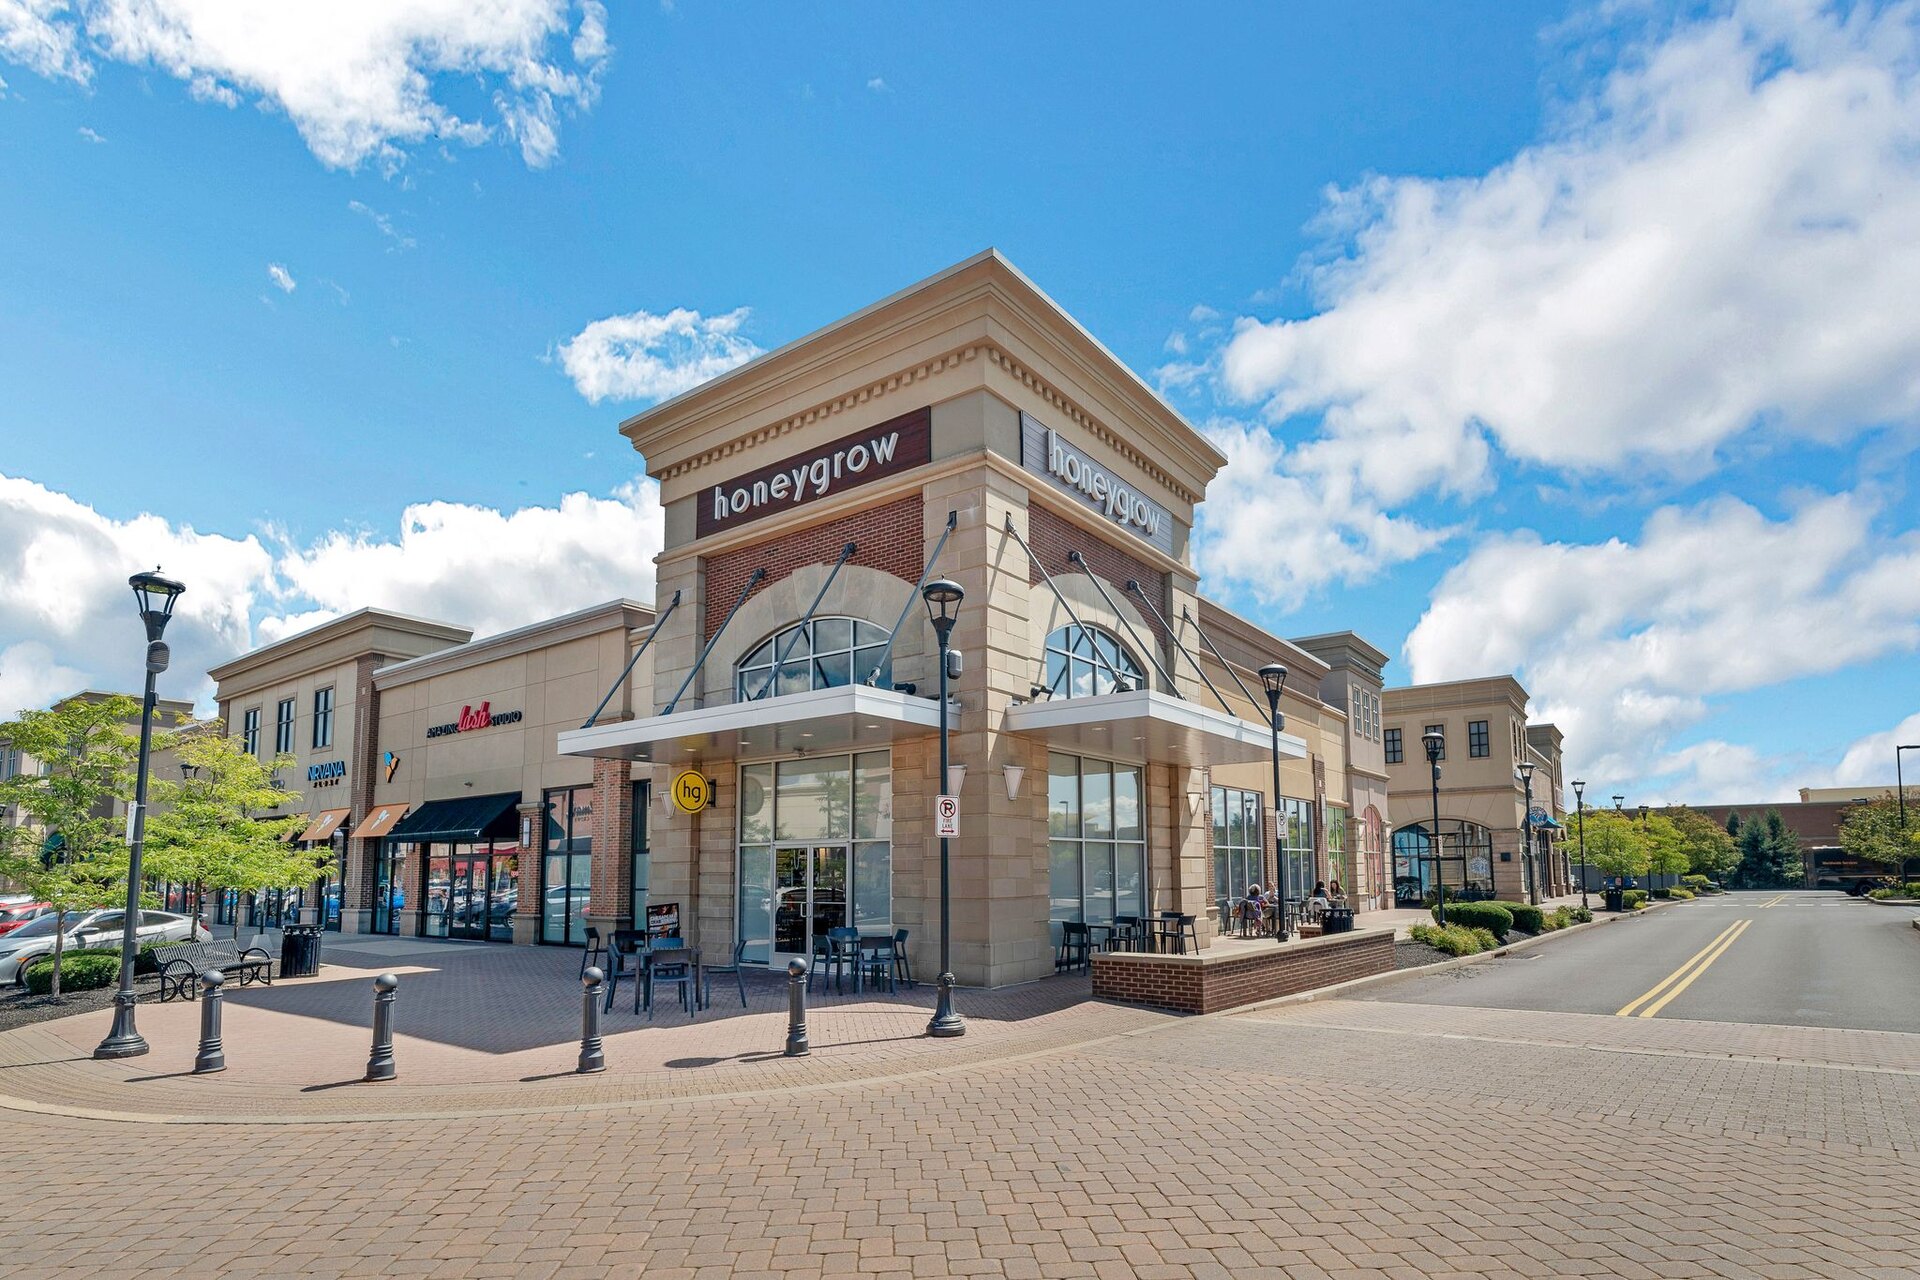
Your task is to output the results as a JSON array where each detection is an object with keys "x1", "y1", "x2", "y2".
[{"x1": 671, "y1": 769, "x2": 712, "y2": 814}]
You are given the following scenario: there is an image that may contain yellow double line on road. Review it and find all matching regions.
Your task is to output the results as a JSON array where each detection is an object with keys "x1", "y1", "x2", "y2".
[
  {"x1": 1756, "y1": 894, "x2": 1786, "y2": 909},
  {"x1": 1615, "y1": 919, "x2": 1752, "y2": 1018}
]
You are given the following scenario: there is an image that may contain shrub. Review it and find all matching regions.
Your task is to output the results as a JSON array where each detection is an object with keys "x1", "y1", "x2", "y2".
[
  {"x1": 1431, "y1": 901, "x2": 1514, "y2": 940},
  {"x1": 1666, "y1": 887, "x2": 1695, "y2": 900},
  {"x1": 1410, "y1": 923, "x2": 1493, "y2": 956},
  {"x1": 1493, "y1": 901, "x2": 1545, "y2": 934},
  {"x1": 1868, "y1": 883, "x2": 1920, "y2": 900},
  {"x1": 1623, "y1": 889, "x2": 1649, "y2": 910},
  {"x1": 21, "y1": 948, "x2": 122, "y2": 995},
  {"x1": 1571, "y1": 905, "x2": 1593, "y2": 922},
  {"x1": 1682, "y1": 874, "x2": 1711, "y2": 888}
]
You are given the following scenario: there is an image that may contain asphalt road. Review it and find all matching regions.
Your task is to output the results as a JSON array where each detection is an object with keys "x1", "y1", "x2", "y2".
[{"x1": 1367, "y1": 890, "x2": 1920, "y2": 1032}]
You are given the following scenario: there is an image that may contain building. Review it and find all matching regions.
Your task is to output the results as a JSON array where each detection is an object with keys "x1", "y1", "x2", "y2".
[
  {"x1": 1691, "y1": 788, "x2": 1915, "y2": 890},
  {"x1": 0, "y1": 689, "x2": 197, "y2": 839},
  {"x1": 203, "y1": 251, "x2": 1400, "y2": 987},
  {"x1": 1381, "y1": 676, "x2": 1569, "y2": 905}
]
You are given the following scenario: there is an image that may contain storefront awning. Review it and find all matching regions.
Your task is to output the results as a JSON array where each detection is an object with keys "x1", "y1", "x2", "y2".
[
  {"x1": 297, "y1": 808, "x2": 350, "y2": 844},
  {"x1": 557, "y1": 684, "x2": 949, "y2": 765},
  {"x1": 386, "y1": 793, "x2": 521, "y2": 844},
  {"x1": 352, "y1": 803, "x2": 408, "y2": 840},
  {"x1": 1002, "y1": 688, "x2": 1304, "y2": 767}
]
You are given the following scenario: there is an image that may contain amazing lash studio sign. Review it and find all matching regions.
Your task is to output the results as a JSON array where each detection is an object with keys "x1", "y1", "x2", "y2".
[
  {"x1": 697, "y1": 407, "x2": 933, "y2": 538},
  {"x1": 1020, "y1": 412, "x2": 1175, "y2": 556}
]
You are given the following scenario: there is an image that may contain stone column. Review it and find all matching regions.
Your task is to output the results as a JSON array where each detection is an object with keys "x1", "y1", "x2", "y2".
[
  {"x1": 513, "y1": 802, "x2": 544, "y2": 945},
  {"x1": 340, "y1": 654, "x2": 383, "y2": 934}
]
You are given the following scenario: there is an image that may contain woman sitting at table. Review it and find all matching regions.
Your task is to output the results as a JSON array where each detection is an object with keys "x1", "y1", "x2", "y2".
[
  {"x1": 1240, "y1": 884, "x2": 1266, "y2": 933},
  {"x1": 1308, "y1": 881, "x2": 1331, "y2": 921},
  {"x1": 1328, "y1": 877, "x2": 1345, "y2": 901}
]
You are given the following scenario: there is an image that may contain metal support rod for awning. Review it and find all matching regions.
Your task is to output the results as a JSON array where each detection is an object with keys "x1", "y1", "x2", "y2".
[
  {"x1": 1002, "y1": 516, "x2": 1130, "y2": 695},
  {"x1": 1125, "y1": 581, "x2": 1234, "y2": 715},
  {"x1": 754, "y1": 542, "x2": 857, "y2": 700},
  {"x1": 863, "y1": 510, "x2": 958, "y2": 686},
  {"x1": 1183, "y1": 606, "x2": 1261, "y2": 710},
  {"x1": 1067, "y1": 551, "x2": 1180, "y2": 698},
  {"x1": 581, "y1": 591, "x2": 682, "y2": 729},
  {"x1": 665, "y1": 568, "x2": 768, "y2": 715}
]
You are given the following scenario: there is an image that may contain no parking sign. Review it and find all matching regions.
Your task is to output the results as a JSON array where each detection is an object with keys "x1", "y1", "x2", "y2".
[{"x1": 935, "y1": 794, "x2": 960, "y2": 838}]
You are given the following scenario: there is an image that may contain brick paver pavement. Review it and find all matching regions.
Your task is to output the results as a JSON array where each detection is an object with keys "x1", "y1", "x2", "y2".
[{"x1": 4, "y1": 971, "x2": 1918, "y2": 1277}]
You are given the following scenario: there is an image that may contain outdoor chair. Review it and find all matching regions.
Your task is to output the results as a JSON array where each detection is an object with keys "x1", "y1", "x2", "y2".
[
  {"x1": 1165, "y1": 914, "x2": 1199, "y2": 955},
  {"x1": 580, "y1": 926, "x2": 605, "y2": 980},
  {"x1": 702, "y1": 938, "x2": 750, "y2": 1009},
  {"x1": 602, "y1": 930, "x2": 645, "y2": 1012},
  {"x1": 1056, "y1": 921, "x2": 1092, "y2": 973},
  {"x1": 642, "y1": 946, "x2": 698, "y2": 1019},
  {"x1": 892, "y1": 928, "x2": 914, "y2": 987},
  {"x1": 808, "y1": 932, "x2": 835, "y2": 993},
  {"x1": 860, "y1": 934, "x2": 897, "y2": 994},
  {"x1": 820, "y1": 927, "x2": 862, "y2": 994},
  {"x1": 1111, "y1": 915, "x2": 1144, "y2": 952}
]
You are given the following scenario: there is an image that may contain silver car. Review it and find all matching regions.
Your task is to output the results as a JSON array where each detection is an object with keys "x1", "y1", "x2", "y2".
[{"x1": 0, "y1": 909, "x2": 209, "y2": 985}]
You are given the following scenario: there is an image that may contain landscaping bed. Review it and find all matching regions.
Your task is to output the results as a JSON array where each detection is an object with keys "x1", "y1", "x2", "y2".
[{"x1": 0, "y1": 973, "x2": 161, "y2": 1033}]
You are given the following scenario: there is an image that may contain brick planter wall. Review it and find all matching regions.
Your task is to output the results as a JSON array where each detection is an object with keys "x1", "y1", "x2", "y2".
[{"x1": 1090, "y1": 929, "x2": 1394, "y2": 1014}]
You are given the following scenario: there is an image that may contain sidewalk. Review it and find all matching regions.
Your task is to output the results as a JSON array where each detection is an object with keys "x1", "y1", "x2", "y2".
[{"x1": 0, "y1": 937, "x2": 1176, "y2": 1123}]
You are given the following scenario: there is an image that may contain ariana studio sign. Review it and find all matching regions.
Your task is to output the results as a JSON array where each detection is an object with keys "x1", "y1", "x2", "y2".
[{"x1": 1019, "y1": 412, "x2": 1175, "y2": 556}]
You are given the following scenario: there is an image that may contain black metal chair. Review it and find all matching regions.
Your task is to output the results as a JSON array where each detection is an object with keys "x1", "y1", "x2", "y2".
[
  {"x1": 580, "y1": 926, "x2": 605, "y2": 980},
  {"x1": 1056, "y1": 921, "x2": 1092, "y2": 973},
  {"x1": 892, "y1": 927, "x2": 915, "y2": 987},
  {"x1": 602, "y1": 929, "x2": 645, "y2": 1012},
  {"x1": 1111, "y1": 915, "x2": 1143, "y2": 952},
  {"x1": 702, "y1": 938, "x2": 750, "y2": 1009},
  {"x1": 642, "y1": 946, "x2": 698, "y2": 1018},
  {"x1": 860, "y1": 934, "x2": 897, "y2": 994}
]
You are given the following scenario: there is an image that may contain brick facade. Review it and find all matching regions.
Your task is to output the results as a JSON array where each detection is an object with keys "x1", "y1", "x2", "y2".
[
  {"x1": 1025, "y1": 503, "x2": 1172, "y2": 650},
  {"x1": 702, "y1": 492, "x2": 926, "y2": 643},
  {"x1": 342, "y1": 653, "x2": 383, "y2": 929},
  {"x1": 588, "y1": 756, "x2": 636, "y2": 930},
  {"x1": 1090, "y1": 930, "x2": 1394, "y2": 1014}
]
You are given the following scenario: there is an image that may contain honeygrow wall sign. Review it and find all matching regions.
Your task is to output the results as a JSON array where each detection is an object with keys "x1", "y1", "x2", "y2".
[
  {"x1": 1019, "y1": 412, "x2": 1175, "y2": 556},
  {"x1": 696, "y1": 407, "x2": 932, "y2": 538}
]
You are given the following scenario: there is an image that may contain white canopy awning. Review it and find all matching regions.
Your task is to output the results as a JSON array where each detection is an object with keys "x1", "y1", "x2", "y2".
[
  {"x1": 1002, "y1": 688, "x2": 1302, "y2": 767},
  {"x1": 557, "y1": 684, "x2": 950, "y2": 765}
]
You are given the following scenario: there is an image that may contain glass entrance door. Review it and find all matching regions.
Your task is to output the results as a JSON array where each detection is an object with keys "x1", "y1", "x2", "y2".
[
  {"x1": 449, "y1": 855, "x2": 487, "y2": 941},
  {"x1": 771, "y1": 845, "x2": 848, "y2": 963}
]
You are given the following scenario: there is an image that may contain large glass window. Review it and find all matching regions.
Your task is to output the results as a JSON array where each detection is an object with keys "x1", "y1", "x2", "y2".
[
  {"x1": 1042, "y1": 625, "x2": 1145, "y2": 699},
  {"x1": 630, "y1": 780, "x2": 649, "y2": 936},
  {"x1": 274, "y1": 699, "x2": 295, "y2": 754},
  {"x1": 1047, "y1": 753, "x2": 1146, "y2": 940},
  {"x1": 312, "y1": 687, "x2": 334, "y2": 749},
  {"x1": 1211, "y1": 786, "x2": 1264, "y2": 920},
  {"x1": 1468, "y1": 720, "x2": 1490, "y2": 758},
  {"x1": 736, "y1": 617, "x2": 891, "y2": 700},
  {"x1": 540, "y1": 786, "x2": 593, "y2": 945},
  {"x1": 1384, "y1": 727, "x2": 1402, "y2": 764},
  {"x1": 1279, "y1": 797, "x2": 1315, "y2": 900},
  {"x1": 737, "y1": 751, "x2": 890, "y2": 964},
  {"x1": 1393, "y1": 819, "x2": 1495, "y2": 906},
  {"x1": 1326, "y1": 806, "x2": 1348, "y2": 893},
  {"x1": 240, "y1": 708, "x2": 261, "y2": 757}
]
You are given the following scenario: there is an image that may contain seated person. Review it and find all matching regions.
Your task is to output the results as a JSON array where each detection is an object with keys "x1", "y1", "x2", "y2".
[
  {"x1": 1241, "y1": 884, "x2": 1266, "y2": 931},
  {"x1": 1307, "y1": 881, "x2": 1331, "y2": 919},
  {"x1": 1328, "y1": 877, "x2": 1345, "y2": 901}
]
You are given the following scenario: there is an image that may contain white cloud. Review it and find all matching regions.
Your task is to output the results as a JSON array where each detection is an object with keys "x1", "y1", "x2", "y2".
[
  {"x1": 0, "y1": 470, "x2": 664, "y2": 713},
  {"x1": 76, "y1": 124, "x2": 105, "y2": 142},
  {"x1": 348, "y1": 199, "x2": 414, "y2": 249},
  {"x1": 556, "y1": 305, "x2": 760, "y2": 405},
  {"x1": 0, "y1": 0, "x2": 611, "y2": 170},
  {"x1": 866, "y1": 76, "x2": 887, "y2": 92},
  {"x1": 1216, "y1": 0, "x2": 1920, "y2": 506},
  {"x1": 267, "y1": 262, "x2": 295, "y2": 293},
  {"x1": 1822, "y1": 712, "x2": 1920, "y2": 789},
  {"x1": 1406, "y1": 491, "x2": 1920, "y2": 792}
]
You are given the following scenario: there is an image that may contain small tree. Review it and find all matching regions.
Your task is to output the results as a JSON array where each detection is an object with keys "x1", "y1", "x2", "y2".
[
  {"x1": 1735, "y1": 809, "x2": 1805, "y2": 888},
  {"x1": 1836, "y1": 796, "x2": 1919, "y2": 881},
  {"x1": 1642, "y1": 813, "x2": 1690, "y2": 888},
  {"x1": 1670, "y1": 807, "x2": 1740, "y2": 881},
  {"x1": 1572, "y1": 810, "x2": 1647, "y2": 884},
  {"x1": 144, "y1": 726, "x2": 315, "y2": 938},
  {"x1": 0, "y1": 697, "x2": 142, "y2": 996}
]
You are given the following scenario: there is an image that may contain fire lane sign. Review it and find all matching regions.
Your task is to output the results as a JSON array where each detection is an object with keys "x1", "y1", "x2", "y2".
[{"x1": 935, "y1": 794, "x2": 960, "y2": 838}]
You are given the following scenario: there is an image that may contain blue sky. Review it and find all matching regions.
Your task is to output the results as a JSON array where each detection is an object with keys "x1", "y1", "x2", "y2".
[{"x1": 2, "y1": 0, "x2": 1918, "y2": 804}]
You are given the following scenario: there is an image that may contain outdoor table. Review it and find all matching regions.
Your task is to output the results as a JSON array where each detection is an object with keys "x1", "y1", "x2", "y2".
[{"x1": 1085, "y1": 922, "x2": 1120, "y2": 952}]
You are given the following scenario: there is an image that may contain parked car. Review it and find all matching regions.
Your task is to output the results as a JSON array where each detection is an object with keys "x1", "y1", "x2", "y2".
[
  {"x1": 0, "y1": 903, "x2": 52, "y2": 935},
  {"x1": 0, "y1": 909, "x2": 209, "y2": 986}
]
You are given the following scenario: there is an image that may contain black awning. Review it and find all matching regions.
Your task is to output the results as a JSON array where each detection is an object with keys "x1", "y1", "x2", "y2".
[{"x1": 387, "y1": 793, "x2": 522, "y2": 844}]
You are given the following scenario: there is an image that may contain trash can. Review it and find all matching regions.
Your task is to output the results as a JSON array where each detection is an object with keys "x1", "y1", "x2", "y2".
[
  {"x1": 1603, "y1": 886, "x2": 1625, "y2": 913},
  {"x1": 1323, "y1": 906, "x2": 1356, "y2": 935},
  {"x1": 280, "y1": 924, "x2": 323, "y2": 978}
]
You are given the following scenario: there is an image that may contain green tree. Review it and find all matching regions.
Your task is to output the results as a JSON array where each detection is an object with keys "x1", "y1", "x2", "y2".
[
  {"x1": 1642, "y1": 813, "x2": 1690, "y2": 887},
  {"x1": 1571, "y1": 810, "x2": 1647, "y2": 883},
  {"x1": 1836, "y1": 796, "x2": 1917, "y2": 880},
  {"x1": 1670, "y1": 807, "x2": 1740, "y2": 881},
  {"x1": 0, "y1": 697, "x2": 142, "y2": 996},
  {"x1": 144, "y1": 726, "x2": 316, "y2": 940},
  {"x1": 1735, "y1": 809, "x2": 1805, "y2": 889}
]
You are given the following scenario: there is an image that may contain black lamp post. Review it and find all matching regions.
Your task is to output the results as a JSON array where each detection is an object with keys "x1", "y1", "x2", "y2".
[
  {"x1": 1422, "y1": 727, "x2": 1446, "y2": 925},
  {"x1": 1897, "y1": 745, "x2": 1918, "y2": 884},
  {"x1": 922, "y1": 577, "x2": 965, "y2": 1039},
  {"x1": 1258, "y1": 663, "x2": 1289, "y2": 939},
  {"x1": 96, "y1": 567, "x2": 185, "y2": 1060},
  {"x1": 1637, "y1": 805, "x2": 1652, "y2": 892},
  {"x1": 1571, "y1": 780, "x2": 1589, "y2": 909},
  {"x1": 1517, "y1": 760, "x2": 1538, "y2": 906}
]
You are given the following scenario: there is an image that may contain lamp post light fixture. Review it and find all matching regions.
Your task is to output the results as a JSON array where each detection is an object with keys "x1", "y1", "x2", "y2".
[
  {"x1": 1516, "y1": 761, "x2": 1538, "y2": 906},
  {"x1": 922, "y1": 577, "x2": 965, "y2": 1039},
  {"x1": 1422, "y1": 727, "x2": 1446, "y2": 926},
  {"x1": 96, "y1": 567, "x2": 185, "y2": 1061},
  {"x1": 1571, "y1": 780, "x2": 1589, "y2": 910},
  {"x1": 1258, "y1": 663, "x2": 1289, "y2": 939}
]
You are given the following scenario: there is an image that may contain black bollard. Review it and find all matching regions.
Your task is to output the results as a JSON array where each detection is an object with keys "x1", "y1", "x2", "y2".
[
  {"x1": 193, "y1": 969, "x2": 226, "y2": 1074},
  {"x1": 784, "y1": 957, "x2": 810, "y2": 1057},
  {"x1": 579, "y1": 966, "x2": 607, "y2": 1073},
  {"x1": 365, "y1": 972, "x2": 398, "y2": 1082}
]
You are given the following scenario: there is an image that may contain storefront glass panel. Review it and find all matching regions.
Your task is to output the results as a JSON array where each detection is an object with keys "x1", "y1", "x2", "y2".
[
  {"x1": 1047, "y1": 754, "x2": 1147, "y2": 942},
  {"x1": 540, "y1": 787, "x2": 593, "y2": 946},
  {"x1": 739, "y1": 752, "x2": 889, "y2": 965}
]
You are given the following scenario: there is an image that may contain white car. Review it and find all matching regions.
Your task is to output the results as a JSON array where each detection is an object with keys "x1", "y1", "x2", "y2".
[{"x1": 0, "y1": 909, "x2": 209, "y2": 986}]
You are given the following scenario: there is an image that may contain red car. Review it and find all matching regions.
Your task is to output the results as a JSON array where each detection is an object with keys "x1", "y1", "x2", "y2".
[{"x1": 0, "y1": 903, "x2": 51, "y2": 935}]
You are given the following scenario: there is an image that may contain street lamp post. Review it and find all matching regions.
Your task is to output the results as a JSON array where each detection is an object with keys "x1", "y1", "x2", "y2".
[
  {"x1": 1517, "y1": 761, "x2": 1538, "y2": 906},
  {"x1": 96, "y1": 568, "x2": 185, "y2": 1061},
  {"x1": 1259, "y1": 664, "x2": 1289, "y2": 939},
  {"x1": 1422, "y1": 728, "x2": 1446, "y2": 926},
  {"x1": 1571, "y1": 780, "x2": 1589, "y2": 910},
  {"x1": 1897, "y1": 745, "x2": 1918, "y2": 884},
  {"x1": 922, "y1": 578, "x2": 965, "y2": 1039}
]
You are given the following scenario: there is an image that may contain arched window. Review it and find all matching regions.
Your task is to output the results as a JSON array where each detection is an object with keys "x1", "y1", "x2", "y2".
[
  {"x1": 1043, "y1": 624, "x2": 1145, "y2": 699},
  {"x1": 1392, "y1": 818, "x2": 1495, "y2": 905},
  {"x1": 736, "y1": 617, "x2": 892, "y2": 700}
]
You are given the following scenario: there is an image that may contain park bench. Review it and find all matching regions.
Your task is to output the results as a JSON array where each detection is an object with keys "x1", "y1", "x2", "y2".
[{"x1": 154, "y1": 938, "x2": 275, "y2": 1002}]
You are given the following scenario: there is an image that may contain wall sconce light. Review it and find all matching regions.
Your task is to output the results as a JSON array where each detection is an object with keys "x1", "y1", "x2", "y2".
[
  {"x1": 1186, "y1": 792, "x2": 1208, "y2": 816},
  {"x1": 1002, "y1": 765, "x2": 1025, "y2": 802},
  {"x1": 946, "y1": 763, "x2": 967, "y2": 794}
]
